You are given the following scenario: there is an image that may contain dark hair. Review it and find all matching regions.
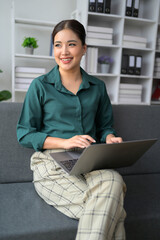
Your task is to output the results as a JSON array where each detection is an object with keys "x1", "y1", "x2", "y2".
[{"x1": 52, "y1": 19, "x2": 86, "y2": 45}]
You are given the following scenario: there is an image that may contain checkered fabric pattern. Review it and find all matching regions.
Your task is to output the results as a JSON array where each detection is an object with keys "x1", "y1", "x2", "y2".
[{"x1": 31, "y1": 149, "x2": 126, "y2": 240}]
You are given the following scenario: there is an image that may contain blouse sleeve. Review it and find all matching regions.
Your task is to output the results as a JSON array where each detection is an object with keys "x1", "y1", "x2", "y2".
[
  {"x1": 95, "y1": 81, "x2": 116, "y2": 143},
  {"x1": 17, "y1": 79, "x2": 48, "y2": 151}
]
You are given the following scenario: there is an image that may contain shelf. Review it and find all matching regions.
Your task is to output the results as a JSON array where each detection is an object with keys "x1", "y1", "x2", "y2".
[
  {"x1": 88, "y1": 12, "x2": 122, "y2": 21},
  {"x1": 124, "y1": 16, "x2": 156, "y2": 25},
  {"x1": 15, "y1": 18, "x2": 57, "y2": 27},
  {"x1": 87, "y1": 44, "x2": 120, "y2": 48},
  {"x1": 120, "y1": 74, "x2": 151, "y2": 79},
  {"x1": 151, "y1": 100, "x2": 160, "y2": 105},
  {"x1": 122, "y1": 46, "x2": 153, "y2": 51},
  {"x1": 15, "y1": 88, "x2": 28, "y2": 92},
  {"x1": 15, "y1": 53, "x2": 55, "y2": 60},
  {"x1": 89, "y1": 73, "x2": 118, "y2": 77}
]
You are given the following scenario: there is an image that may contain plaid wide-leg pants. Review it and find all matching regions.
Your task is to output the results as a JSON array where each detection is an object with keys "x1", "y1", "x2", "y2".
[{"x1": 31, "y1": 149, "x2": 126, "y2": 240}]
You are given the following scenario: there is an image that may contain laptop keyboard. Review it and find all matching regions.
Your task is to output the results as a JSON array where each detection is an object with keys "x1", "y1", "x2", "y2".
[{"x1": 61, "y1": 159, "x2": 78, "y2": 172}]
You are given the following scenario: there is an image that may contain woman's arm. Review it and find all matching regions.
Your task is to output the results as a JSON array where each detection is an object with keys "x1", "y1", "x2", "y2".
[{"x1": 43, "y1": 135, "x2": 96, "y2": 150}]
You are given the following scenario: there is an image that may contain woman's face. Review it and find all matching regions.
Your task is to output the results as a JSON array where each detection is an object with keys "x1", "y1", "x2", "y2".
[{"x1": 54, "y1": 29, "x2": 87, "y2": 72}]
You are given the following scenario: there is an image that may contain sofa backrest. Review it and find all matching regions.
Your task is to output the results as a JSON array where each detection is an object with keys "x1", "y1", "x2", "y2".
[
  {"x1": 0, "y1": 102, "x2": 160, "y2": 183},
  {"x1": 113, "y1": 105, "x2": 160, "y2": 176},
  {"x1": 0, "y1": 103, "x2": 34, "y2": 183}
]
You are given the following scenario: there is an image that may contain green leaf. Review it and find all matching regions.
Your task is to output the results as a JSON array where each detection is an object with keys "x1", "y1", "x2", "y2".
[{"x1": 0, "y1": 90, "x2": 12, "y2": 101}]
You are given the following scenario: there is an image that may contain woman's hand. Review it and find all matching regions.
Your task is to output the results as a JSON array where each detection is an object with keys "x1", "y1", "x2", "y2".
[
  {"x1": 106, "y1": 134, "x2": 123, "y2": 144},
  {"x1": 63, "y1": 135, "x2": 96, "y2": 149}
]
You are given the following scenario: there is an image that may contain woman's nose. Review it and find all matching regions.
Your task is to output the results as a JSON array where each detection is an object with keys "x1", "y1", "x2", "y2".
[{"x1": 62, "y1": 45, "x2": 69, "y2": 55}]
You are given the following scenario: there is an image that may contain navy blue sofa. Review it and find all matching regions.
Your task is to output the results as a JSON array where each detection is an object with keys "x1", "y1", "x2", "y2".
[{"x1": 0, "y1": 102, "x2": 160, "y2": 240}]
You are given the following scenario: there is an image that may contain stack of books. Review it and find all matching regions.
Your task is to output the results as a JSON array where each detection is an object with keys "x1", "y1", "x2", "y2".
[
  {"x1": 15, "y1": 67, "x2": 46, "y2": 90},
  {"x1": 86, "y1": 47, "x2": 98, "y2": 73},
  {"x1": 154, "y1": 58, "x2": 160, "y2": 77},
  {"x1": 123, "y1": 35, "x2": 147, "y2": 49},
  {"x1": 86, "y1": 26, "x2": 113, "y2": 46},
  {"x1": 156, "y1": 37, "x2": 160, "y2": 50},
  {"x1": 119, "y1": 83, "x2": 142, "y2": 104}
]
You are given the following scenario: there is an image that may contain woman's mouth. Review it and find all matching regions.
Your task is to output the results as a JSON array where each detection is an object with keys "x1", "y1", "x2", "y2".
[{"x1": 60, "y1": 57, "x2": 73, "y2": 64}]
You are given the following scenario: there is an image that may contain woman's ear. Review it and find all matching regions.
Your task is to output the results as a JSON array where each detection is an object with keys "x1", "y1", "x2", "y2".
[{"x1": 83, "y1": 44, "x2": 87, "y2": 55}]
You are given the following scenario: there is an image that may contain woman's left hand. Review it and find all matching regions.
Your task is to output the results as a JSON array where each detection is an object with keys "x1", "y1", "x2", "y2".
[{"x1": 106, "y1": 134, "x2": 123, "y2": 144}]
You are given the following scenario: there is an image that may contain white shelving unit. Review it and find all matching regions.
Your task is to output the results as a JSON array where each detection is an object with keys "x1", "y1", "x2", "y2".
[
  {"x1": 72, "y1": 0, "x2": 160, "y2": 105},
  {"x1": 11, "y1": 1, "x2": 57, "y2": 101}
]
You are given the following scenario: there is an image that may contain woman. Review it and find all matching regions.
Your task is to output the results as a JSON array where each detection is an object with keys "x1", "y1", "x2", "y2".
[{"x1": 17, "y1": 19, "x2": 126, "y2": 240}]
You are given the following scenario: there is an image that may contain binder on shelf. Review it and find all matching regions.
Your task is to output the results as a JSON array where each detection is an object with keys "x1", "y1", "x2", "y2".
[
  {"x1": 135, "y1": 56, "x2": 142, "y2": 75},
  {"x1": 96, "y1": 0, "x2": 104, "y2": 13},
  {"x1": 132, "y1": 0, "x2": 139, "y2": 17},
  {"x1": 121, "y1": 54, "x2": 128, "y2": 74},
  {"x1": 103, "y1": 0, "x2": 111, "y2": 14},
  {"x1": 88, "y1": 0, "x2": 96, "y2": 12},
  {"x1": 126, "y1": 0, "x2": 133, "y2": 16},
  {"x1": 128, "y1": 55, "x2": 135, "y2": 74}
]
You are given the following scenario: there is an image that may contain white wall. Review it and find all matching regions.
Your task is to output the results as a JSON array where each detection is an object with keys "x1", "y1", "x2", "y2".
[{"x1": 0, "y1": 0, "x2": 76, "y2": 101}]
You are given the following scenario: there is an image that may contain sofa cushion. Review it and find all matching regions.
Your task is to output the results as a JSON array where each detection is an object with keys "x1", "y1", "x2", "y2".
[
  {"x1": 1, "y1": 175, "x2": 160, "y2": 240},
  {"x1": 113, "y1": 105, "x2": 160, "y2": 175},
  {"x1": 0, "y1": 182, "x2": 78, "y2": 240},
  {"x1": 0, "y1": 103, "x2": 34, "y2": 183},
  {"x1": 123, "y1": 173, "x2": 160, "y2": 240}
]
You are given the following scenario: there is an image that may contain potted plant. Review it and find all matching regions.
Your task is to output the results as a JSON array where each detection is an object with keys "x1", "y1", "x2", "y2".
[
  {"x1": 98, "y1": 55, "x2": 113, "y2": 73},
  {"x1": 0, "y1": 69, "x2": 12, "y2": 101},
  {"x1": 22, "y1": 37, "x2": 38, "y2": 54}
]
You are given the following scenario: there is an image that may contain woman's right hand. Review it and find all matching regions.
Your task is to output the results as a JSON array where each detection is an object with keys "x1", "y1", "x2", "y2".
[{"x1": 63, "y1": 135, "x2": 96, "y2": 149}]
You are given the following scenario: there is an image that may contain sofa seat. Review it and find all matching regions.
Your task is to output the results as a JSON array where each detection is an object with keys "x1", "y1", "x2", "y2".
[
  {"x1": 124, "y1": 173, "x2": 160, "y2": 240},
  {"x1": 0, "y1": 182, "x2": 78, "y2": 240},
  {"x1": 1, "y1": 173, "x2": 160, "y2": 240}
]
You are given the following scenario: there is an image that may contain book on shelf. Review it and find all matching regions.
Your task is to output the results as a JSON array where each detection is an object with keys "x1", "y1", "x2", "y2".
[
  {"x1": 121, "y1": 55, "x2": 128, "y2": 74},
  {"x1": 15, "y1": 66, "x2": 46, "y2": 74},
  {"x1": 96, "y1": 0, "x2": 104, "y2": 13},
  {"x1": 15, "y1": 66, "x2": 46, "y2": 90},
  {"x1": 154, "y1": 58, "x2": 160, "y2": 77},
  {"x1": 15, "y1": 72, "x2": 43, "y2": 78},
  {"x1": 119, "y1": 97, "x2": 142, "y2": 104},
  {"x1": 123, "y1": 41, "x2": 146, "y2": 49},
  {"x1": 119, "y1": 83, "x2": 142, "y2": 103},
  {"x1": 126, "y1": 0, "x2": 133, "y2": 16},
  {"x1": 126, "y1": 0, "x2": 140, "y2": 18},
  {"x1": 87, "y1": 31, "x2": 113, "y2": 40},
  {"x1": 132, "y1": 0, "x2": 140, "y2": 17},
  {"x1": 86, "y1": 38, "x2": 112, "y2": 46},
  {"x1": 121, "y1": 54, "x2": 142, "y2": 75},
  {"x1": 15, "y1": 78, "x2": 33, "y2": 84},
  {"x1": 135, "y1": 56, "x2": 142, "y2": 75},
  {"x1": 123, "y1": 35, "x2": 147, "y2": 44},
  {"x1": 88, "y1": 0, "x2": 96, "y2": 12},
  {"x1": 88, "y1": 0, "x2": 111, "y2": 14},
  {"x1": 86, "y1": 47, "x2": 98, "y2": 73},
  {"x1": 49, "y1": 33, "x2": 54, "y2": 56},
  {"x1": 156, "y1": 38, "x2": 160, "y2": 50},
  {"x1": 155, "y1": 57, "x2": 160, "y2": 63},
  {"x1": 128, "y1": 55, "x2": 135, "y2": 75},
  {"x1": 119, "y1": 89, "x2": 142, "y2": 95},
  {"x1": 15, "y1": 83, "x2": 30, "y2": 90},
  {"x1": 120, "y1": 83, "x2": 142, "y2": 90},
  {"x1": 87, "y1": 26, "x2": 113, "y2": 34},
  {"x1": 152, "y1": 85, "x2": 160, "y2": 101},
  {"x1": 103, "y1": 0, "x2": 111, "y2": 14},
  {"x1": 87, "y1": 25, "x2": 113, "y2": 46}
]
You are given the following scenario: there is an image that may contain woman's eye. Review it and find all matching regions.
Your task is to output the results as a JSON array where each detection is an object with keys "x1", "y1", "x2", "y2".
[
  {"x1": 54, "y1": 43, "x2": 61, "y2": 47},
  {"x1": 69, "y1": 43, "x2": 76, "y2": 46}
]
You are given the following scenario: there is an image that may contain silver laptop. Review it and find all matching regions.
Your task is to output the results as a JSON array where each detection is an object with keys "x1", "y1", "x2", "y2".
[{"x1": 50, "y1": 139, "x2": 157, "y2": 175}]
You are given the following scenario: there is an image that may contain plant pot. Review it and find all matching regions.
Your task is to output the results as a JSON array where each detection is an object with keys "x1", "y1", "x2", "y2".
[
  {"x1": 25, "y1": 47, "x2": 34, "y2": 55},
  {"x1": 100, "y1": 63, "x2": 110, "y2": 73}
]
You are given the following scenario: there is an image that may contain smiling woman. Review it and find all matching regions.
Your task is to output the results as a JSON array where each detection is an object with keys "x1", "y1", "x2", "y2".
[{"x1": 17, "y1": 19, "x2": 126, "y2": 240}]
